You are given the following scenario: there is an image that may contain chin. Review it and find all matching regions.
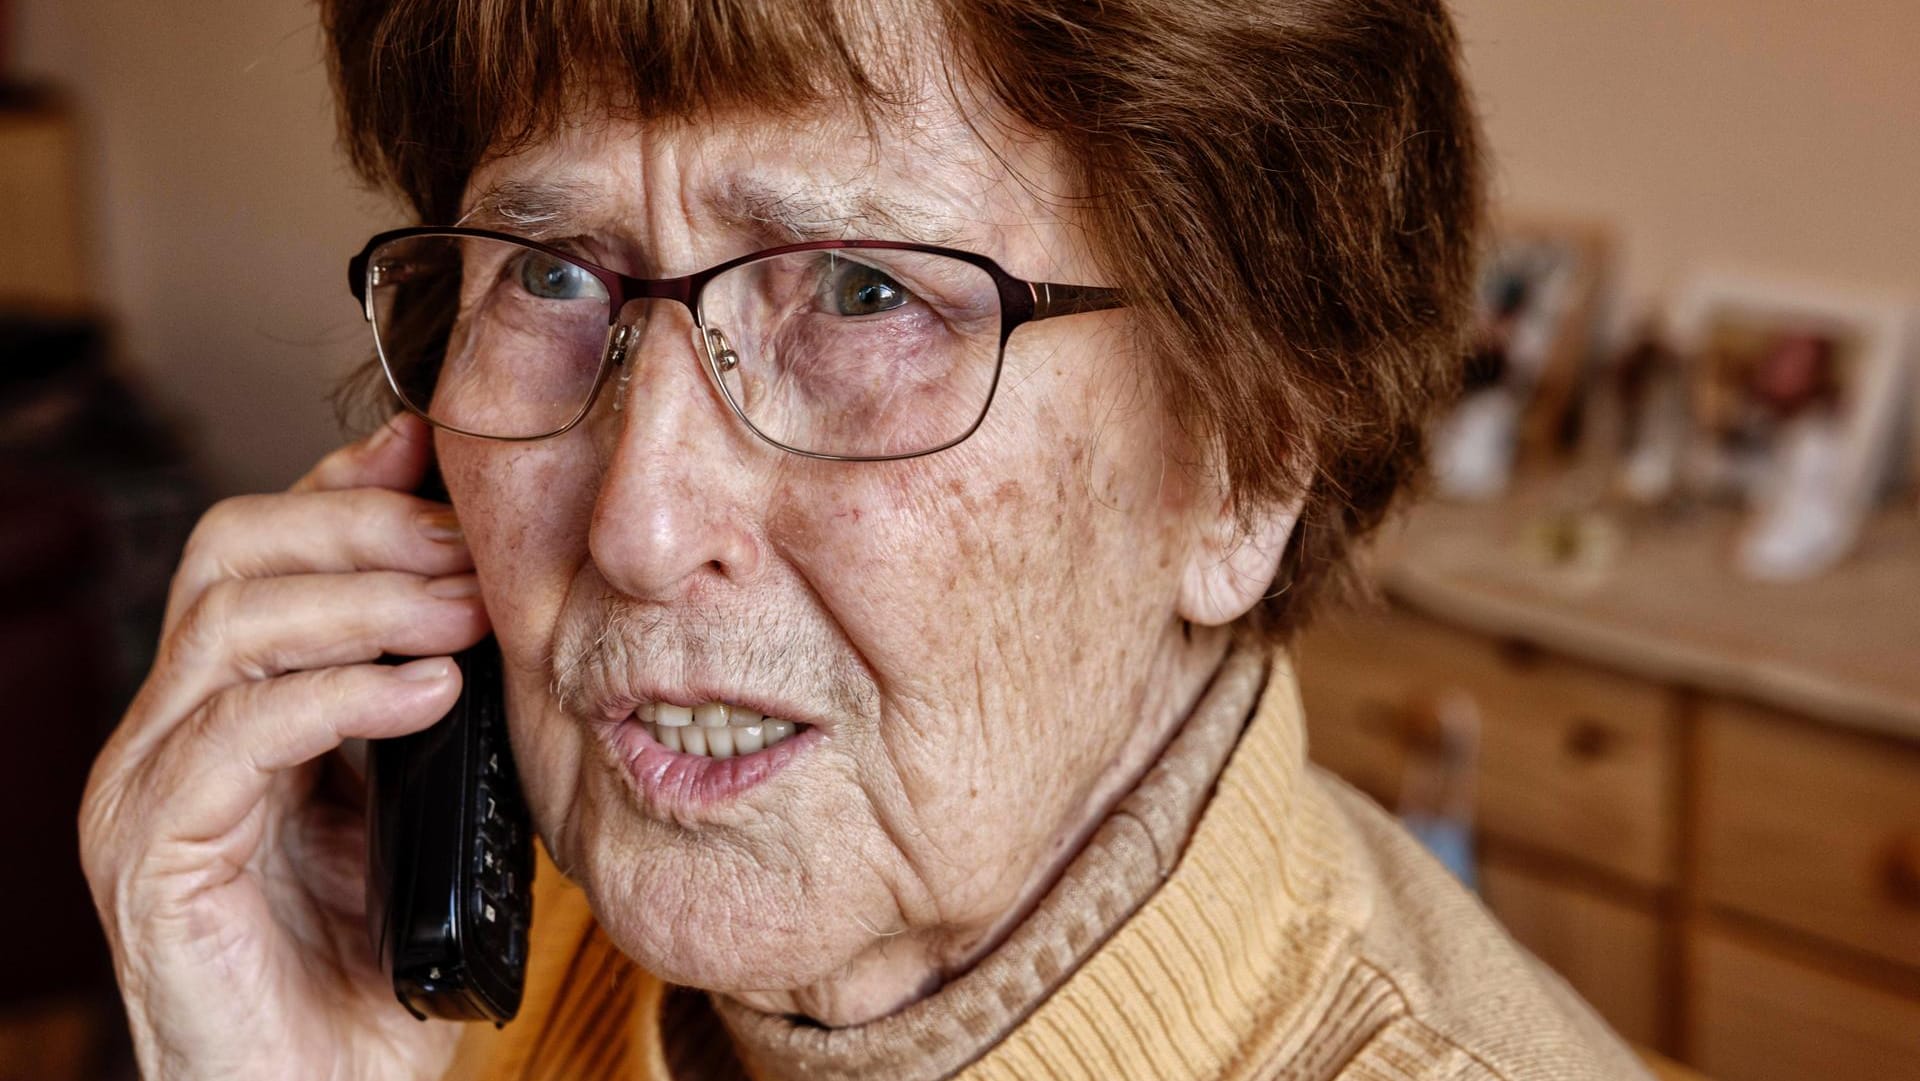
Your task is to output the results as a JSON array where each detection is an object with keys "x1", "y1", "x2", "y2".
[
  {"x1": 578, "y1": 827, "x2": 879, "y2": 995},
  {"x1": 518, "y1": 702, "x2": 902, "y2": 996}
]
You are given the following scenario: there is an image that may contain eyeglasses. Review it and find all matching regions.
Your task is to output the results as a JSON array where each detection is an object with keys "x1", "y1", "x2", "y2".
[{"x1": 347, "y1": 228, "x2": 1125, "y2": 461}]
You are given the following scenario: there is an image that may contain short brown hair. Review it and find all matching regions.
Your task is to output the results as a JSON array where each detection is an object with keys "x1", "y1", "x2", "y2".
[{"x1": 322, "y1": 0, "x2": 1483, "y2": 638}]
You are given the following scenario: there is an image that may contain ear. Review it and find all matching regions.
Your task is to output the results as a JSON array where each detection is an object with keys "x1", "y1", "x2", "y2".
[{"x1": 1175, "y1": 485, "x2": 1305, "y2": 628}]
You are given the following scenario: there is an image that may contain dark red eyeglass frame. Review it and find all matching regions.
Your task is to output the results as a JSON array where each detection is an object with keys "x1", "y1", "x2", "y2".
[{"x1": 348, "y1": 226, "x2": 1127, "y2": 460}]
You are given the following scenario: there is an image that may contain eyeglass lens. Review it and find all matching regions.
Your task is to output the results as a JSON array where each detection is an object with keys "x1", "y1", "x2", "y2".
[{"x1": 366, "y1": 234, "x2": 1007, "y2": 458}]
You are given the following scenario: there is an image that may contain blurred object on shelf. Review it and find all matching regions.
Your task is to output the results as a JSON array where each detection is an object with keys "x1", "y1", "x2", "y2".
[
  {"x1": 1515, "y1": 506, "x2": 1626, "y2": 594},
  {"x1": 1669, "y1": 273, "x2": 1916, "y2": 582},
  {"x1": 1601, "y1": 322, "x2": 1693, "y2": 508},
  {"x1": 1396, "y1": 687, "x2": 1483, "y2": 890},
  {"x1": 0, "y1": 89, "x2": 85, "y2": 312},
  {"x1": 1433, "y1": 218, "x2": 1610, "y2": 501}
]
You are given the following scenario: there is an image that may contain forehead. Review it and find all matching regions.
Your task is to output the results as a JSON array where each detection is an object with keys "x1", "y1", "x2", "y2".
[{"x1": 459, "y1": 96, "x2": 1085, "y2": 273}]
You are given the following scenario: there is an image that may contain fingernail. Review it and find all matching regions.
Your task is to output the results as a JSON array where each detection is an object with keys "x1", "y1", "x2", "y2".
[
  {"x1": 425, "y1": 573, "x2": 481, "y2": 599},
  {"x1": 392, "y1": 657, "x2": 454, "y2": 682},
  {"x1": 417, "y1": 509, "x2": 465, "y2": 544}
]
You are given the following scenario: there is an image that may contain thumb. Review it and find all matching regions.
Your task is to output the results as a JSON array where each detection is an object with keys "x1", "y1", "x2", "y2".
[{"x1": 293, "y1": 412, "x2": 433, "y2": 494}]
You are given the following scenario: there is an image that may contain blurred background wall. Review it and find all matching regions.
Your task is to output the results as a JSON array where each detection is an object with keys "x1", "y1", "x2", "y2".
[
  {"x1": 1459, "y1": 0, "x2": 1920, "y2": 312},
  {"x1": 13, "y1": 0, "x2": 1920, "y2": 494},
  {"x1": 13, "y1": 0, "x2": 391, "y2": 496}
]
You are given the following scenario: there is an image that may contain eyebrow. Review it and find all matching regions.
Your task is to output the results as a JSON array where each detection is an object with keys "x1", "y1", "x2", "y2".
[
  {"x1": 458, "y1": 178, "x2": 606, "y2": 242},
  {"x1": 458, "y1": 174, "x2": 963, "y2": 251},
  {"x1": 707, "y1": 175, "x2": 962, "y2": 247}
]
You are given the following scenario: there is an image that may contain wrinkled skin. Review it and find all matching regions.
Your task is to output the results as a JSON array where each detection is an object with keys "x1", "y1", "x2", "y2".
[
  {"x1": 456, "y1": 100, "x2": 1293, "y2": 1024},
  {"x1": 78, "y1": 90, "x2": 1294, "y2": 1081}
]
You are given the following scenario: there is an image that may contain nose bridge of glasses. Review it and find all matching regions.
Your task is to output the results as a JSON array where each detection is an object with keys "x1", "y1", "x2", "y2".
[
  {"x1": 614, "y1": 271, "x2": 698, "y2": 311},
  {"x1": 603, "y1": 295, "x2": 728, "y2": 414}
]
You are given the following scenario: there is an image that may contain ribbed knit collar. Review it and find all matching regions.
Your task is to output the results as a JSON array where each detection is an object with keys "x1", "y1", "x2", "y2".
[{"x1": 705, "y1": 645, "x2": 1272, "y2": 1081}]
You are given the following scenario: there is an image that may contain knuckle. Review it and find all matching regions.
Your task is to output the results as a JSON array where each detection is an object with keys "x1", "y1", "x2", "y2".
[
  {"x1": 175, "y1": 495, "x2": 265, "y2": 583},
  {"x1": 311, "y1": 665, "x2": 358, "y2": 713},
  {"x1": 349, "y1": 489, "x2": 411, "y2": 543},
  {"x1": 183, "y1": 495, "x2": 259, "y2": 556},
  {"x1": 168, "y1": 578, "x2": 244, "y2": 663},
  {"x1": 323, "y1": 665, "x2": 384, "y2": 722},
  {"x1": 307, "y1": 441, "x2": 362, "y2": 483},
  {"x1": 188, "y1": 683, "x2": 254, "y2": 768}
]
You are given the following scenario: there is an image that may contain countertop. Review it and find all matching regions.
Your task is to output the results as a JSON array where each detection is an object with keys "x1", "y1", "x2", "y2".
[{"x1": 1367, "y1": 479, "x2": 1920, "y2": 743}]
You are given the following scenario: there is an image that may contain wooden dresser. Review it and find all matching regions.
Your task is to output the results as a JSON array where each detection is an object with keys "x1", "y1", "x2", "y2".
[{"x1": 1296, "y1": 483, "x2": 1920, "y2": 1081}]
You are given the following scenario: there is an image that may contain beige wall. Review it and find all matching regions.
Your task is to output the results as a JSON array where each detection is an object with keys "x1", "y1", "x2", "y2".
[
  {"x1": 1454, "y1": 0, "x2": 1920, "y2": 319},
  {"x1": 16, "y1": 0, "x2": 394, "y2": 495},
  {"x1": 16, "y1": 1, "x2": 1920, "y2": 493}
]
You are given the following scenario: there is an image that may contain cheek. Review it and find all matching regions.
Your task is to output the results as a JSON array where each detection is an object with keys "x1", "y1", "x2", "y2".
[
  {"x1": 439, "y1": 439, "x2": 597, "y2": 657},
  {"x1": 439, "y1": 438, "x2": 605, "y2": 845},
  {"x1": 767, "y1": 371, "x2": 1191, "y2": 700},
  {"x1": 773, "y1": 415, "x2": 1181, "y2": 736}
]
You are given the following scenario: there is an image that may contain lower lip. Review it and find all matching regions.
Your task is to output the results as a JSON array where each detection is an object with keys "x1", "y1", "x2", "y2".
[{"x1": 600, "y1": 720, "x2": 819, "y2": 817}]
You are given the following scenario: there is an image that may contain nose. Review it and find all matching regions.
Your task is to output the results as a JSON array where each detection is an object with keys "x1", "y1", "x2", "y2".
[{"x1": 587, "y1": 304, "x2": 763, "y2": 602}]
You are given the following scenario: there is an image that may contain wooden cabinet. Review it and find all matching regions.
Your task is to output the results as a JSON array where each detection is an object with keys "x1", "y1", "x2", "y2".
[
  {"x1": 1298, "y1": 592, "x2": 1920, "y2": 1080},
  {"x1": 1699, "y1": 702, "x2": 1920, "y2": 972},
  {"x1": 1296, "y1": 483, "x2": 1920, "y2": 1081},
  {"x1": 1693, "y1": 930, "x2": 1920, "y2": 1081},
  {"x1": 1300, "y1": 607, "x2": 1677, "y2": 888}
]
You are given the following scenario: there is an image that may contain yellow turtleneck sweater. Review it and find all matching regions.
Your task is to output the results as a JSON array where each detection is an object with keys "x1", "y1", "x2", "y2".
[{"x1": 444, "y1": 652, "x2": 1648, "y2": 1080}]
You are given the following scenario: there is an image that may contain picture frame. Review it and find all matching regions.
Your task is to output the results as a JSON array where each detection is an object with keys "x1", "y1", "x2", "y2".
[
  {"x1": 1670, "y1": 272, "x2": 1917, "y2": 580},
  {"x1": 1430, "y1": 218, "x2": 1610, "y2": 501}
]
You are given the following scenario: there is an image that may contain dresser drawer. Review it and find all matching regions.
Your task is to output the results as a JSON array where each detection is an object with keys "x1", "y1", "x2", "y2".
[
  {"x1": 1700, "y1": 701, "x2": 1920, "y2": 970},
  {"x1": 1297, "y1": 611, "x2": 1419, "y2": 806},
  {"x1": 1298, "y1": 606, "x2": 1678, "y2": 886},
  {"x1": 1480, "y1": 858, "x2": 1665, "y2": 1047},
  {"x1": 1692, "y1": 928, "x2": 1920, "y2": 1081}
]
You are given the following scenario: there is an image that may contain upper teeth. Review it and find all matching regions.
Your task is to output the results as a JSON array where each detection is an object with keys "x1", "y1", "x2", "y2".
[{"x1": 637, "y1": 702, "x2": 799, "y2": 759}]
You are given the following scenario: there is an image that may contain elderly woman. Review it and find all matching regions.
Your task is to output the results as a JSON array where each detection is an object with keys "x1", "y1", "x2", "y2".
[{"x1": 80, "y1": 1, "x2": 1650, "y2": 1078}]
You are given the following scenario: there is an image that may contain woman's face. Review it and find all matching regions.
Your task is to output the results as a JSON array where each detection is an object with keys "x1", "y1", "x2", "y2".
[{"x1": 437, "y1": 93, "x2": 1242, "y2": 1022}]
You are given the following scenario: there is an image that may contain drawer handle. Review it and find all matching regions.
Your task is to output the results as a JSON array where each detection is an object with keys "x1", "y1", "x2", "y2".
[
  {"x1": 1498, "y1": 637, "x2": 1545, "y2": 670},
  {"x1": 1883, "y1": 833, "x2": 1920, "y2": 910},
  {"x1": 1562, "y1": 719, "x2": 1615, "y2": 762}
]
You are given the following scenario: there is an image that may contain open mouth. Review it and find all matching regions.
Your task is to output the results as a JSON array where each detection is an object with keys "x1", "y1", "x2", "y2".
[
  {"x1": 634, "y1": 702, "x2": 806, "y2": 759},
  {"x1": 603, "y1": 699, "x2": 823, "y2": 815}
]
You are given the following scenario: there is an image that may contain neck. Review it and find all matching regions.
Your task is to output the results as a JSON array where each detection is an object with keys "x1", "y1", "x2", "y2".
[{"x1": 724, "y1": 620, "x2": 1236, "y2": 1027}]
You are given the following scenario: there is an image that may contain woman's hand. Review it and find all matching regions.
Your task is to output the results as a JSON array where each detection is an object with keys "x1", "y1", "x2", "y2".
[{"x1": 80, "y1": 414, "x2": 491, "y2": 1081}]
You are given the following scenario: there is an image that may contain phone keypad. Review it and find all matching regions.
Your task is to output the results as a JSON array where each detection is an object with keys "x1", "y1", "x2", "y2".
[{"x1": 466, "y1": 676, "x2": 531, "y2": 987}]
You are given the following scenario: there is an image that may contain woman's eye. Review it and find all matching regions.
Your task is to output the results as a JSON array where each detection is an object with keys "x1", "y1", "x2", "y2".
[
  {"x1": 827, "y1": 261, "x2": 911, "y2": 316},
  {"x1": 513, "y1": 251, "x2": 595, "y2": 300}
]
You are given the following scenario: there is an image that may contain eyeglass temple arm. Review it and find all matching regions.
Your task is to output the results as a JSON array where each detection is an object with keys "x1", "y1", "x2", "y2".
[{"x1": 1030, "y1": 282, "x2": 1126, "y2": 322}]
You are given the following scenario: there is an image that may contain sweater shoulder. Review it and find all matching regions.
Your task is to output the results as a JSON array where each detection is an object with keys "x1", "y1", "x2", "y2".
[{"x1": 1301, "y1": 770, "x2": 1653, "y2": 1081}]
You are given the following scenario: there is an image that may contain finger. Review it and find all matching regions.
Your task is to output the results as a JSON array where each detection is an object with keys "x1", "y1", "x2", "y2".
[
  {"x1": 145, "y1": 658, "x2": 463, "y2": 848},
  {"x1": 162, "y1": 488, "x2": 473, "y2": 638},
  {"x1": 132, "y1": 571, "x2": 489, "y2": 756},
  {"x1": 292, "y1": 411, "x2": 433, "y2": 495}
]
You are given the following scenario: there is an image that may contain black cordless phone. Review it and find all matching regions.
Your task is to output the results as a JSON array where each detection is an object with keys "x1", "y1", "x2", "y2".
[{"x1": 365, "y1": 469, "x2": 533, "y2": 1025}]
